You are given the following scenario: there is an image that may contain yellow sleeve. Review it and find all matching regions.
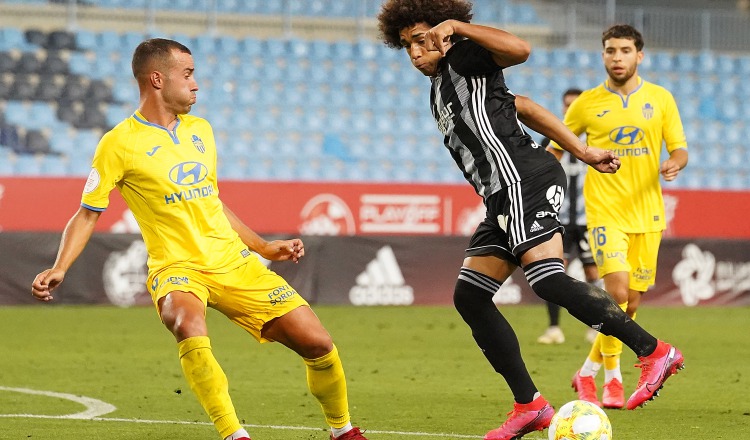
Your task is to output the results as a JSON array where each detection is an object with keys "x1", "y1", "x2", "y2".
[
  {"x1": 661, "y1": 90, "x2": 687, "y2": 153},
  {"x1": 81, "y1": 130, "x2": 126, "y2": 211}
]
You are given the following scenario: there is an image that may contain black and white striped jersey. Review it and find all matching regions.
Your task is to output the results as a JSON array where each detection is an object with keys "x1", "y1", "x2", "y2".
[{"x1": 429, "y1": 39, "x2": 557, "y2": 200}]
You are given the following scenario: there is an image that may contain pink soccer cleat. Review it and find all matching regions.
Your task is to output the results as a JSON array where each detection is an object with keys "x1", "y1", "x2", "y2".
[
  {"x1": 626, "y1": 341, "x2": 684, "y2": 410},
  {"x1": 484, "y1": 395, "x2": 555, "y2": 440},
  {"x1": 332, "y1": 427, "x2": 368, "y2": 440},
  {"x1": 571, "y1": 370, "x2": 602, "y2": 407},
  {"x1": 602, "y1": 378, "x2": 624, "y2": 409}
]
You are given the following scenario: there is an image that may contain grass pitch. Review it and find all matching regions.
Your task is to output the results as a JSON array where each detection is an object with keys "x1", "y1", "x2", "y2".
[{"x1": 0, "y1": 305, "x2": 748, "y2": 439}]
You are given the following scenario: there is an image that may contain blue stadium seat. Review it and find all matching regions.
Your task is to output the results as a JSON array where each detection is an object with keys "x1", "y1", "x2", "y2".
[
  {"x1": 326, "y1": 0, "x2": 356, "y2": 17},
  {"x1": 573, "y1": 50, "x2": 596, "y2": 70},
  {"x1": 218, "y1": 159, "x2": 248, "y2": 180},
  {"x1": 697, "y1": 98, "x2": 718, "y2": 121},
  {"x1": 472, "y1": 0, "x2": 504, "y2": 23},
  {"x1": 331, "y1": 41, "x2": 354, "y2": 61},
  {"x1": 256, "y1": 0, "x2": 284, "y2": 15},
  {"x1": 122, "y1": 32, "x2": 144, "y2": 52},
  {"x1": 0, "y1": 152, "x2": 13, "y2": 175},
  {"x1": 308, "y1": 39, "x2": 332, "y2": 60},
  {"x1": 675, "y1": 53, "x2": 696, "y2": 72},
  {"x1": 513, "y1": 4, "x2": 542, "y2": 25},
  {"x1": 304, "y1": 0, "x2": 326, "y2": 16},
  {"x1": 215, "y1": 36, "x2": 239, "y2": 56},
  {"x1": 740, "y1": 100, "x2": 750, "y2": 121},
  {"x1": 40, "y1": 156, "x2": 69, "y2": 176},
  {"x1": 714, "y1": 54, "x2": 736, "y2": 74},
  {"x1": 192, "y1": 34, "x2": 217, "y2": 55},
  {"x1": 0, "y1": 27, "x2": 34, "y2": 51},
  {"x1": 718, "y1": 99, "x2": 740, "y2": 123},
  {"x1": 356, "y1": 40, "x2": 379, "y2": 60},
  {"x1": 737, "y1": 56, "x2": 750, "y2": 75},
  {"x1": 525, "y1": 47, "x2": 549, "y2": 68},
  {"x1": 13, "y1": 155, "x2": 43, "y2": 176},
  {"x1": 696, "y1": 80, "x2": 717, "y2": 97},
  {"x1": 239, "y1": 36, "x2": 263, "y2": 57},
  {"x1": 650, "y1": 52, "x2": 675, "y2": 71},
  {"x1": 695, "y1": 52, "x2": 715, "y2": 73}
]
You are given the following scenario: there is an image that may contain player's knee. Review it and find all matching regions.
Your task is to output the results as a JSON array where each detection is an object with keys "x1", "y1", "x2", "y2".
[
  {"x1": 298, "y1": 334, "x2": 334, "y2": 360},
  {"x1": 523, "y1": 258, "x2": 567, "y2": 302},
  {"x1": 165, "y1": 311, "x2": 208, "y2": 341},
  {"x1": 453, "y1": 268, "x2": 499, "y2": 315}
]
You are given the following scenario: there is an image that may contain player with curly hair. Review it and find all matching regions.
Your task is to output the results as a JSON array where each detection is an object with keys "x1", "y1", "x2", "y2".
[{"x1": 378, "y1": 2, "x2": 684, "y2": 439}]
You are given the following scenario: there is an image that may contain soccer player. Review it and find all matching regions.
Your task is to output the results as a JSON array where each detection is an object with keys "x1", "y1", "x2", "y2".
[
  {"x1": 537, "y1": 88, "x2": 601, "y2": 345},
  {"x1": 565, "y1": 24, "x2": 689, "y2": 410},
  {"x1": 31, "y1": 39, "x2": 367, "y2": 440},
  {"x1": 377, "y1": 1, "x2": 684, "y2": 438}
]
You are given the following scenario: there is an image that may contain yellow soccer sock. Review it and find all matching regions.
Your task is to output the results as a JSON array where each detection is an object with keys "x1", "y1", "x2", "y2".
[
  {"x1": 600, "y1": 302, "x2": 628, "y2": 378},
  {"x1": 178, "y1": 336, "x2": 241, "y2": 438},
  {"x1": 304, "y1": 344, "x2": 350, "y2": 429}
]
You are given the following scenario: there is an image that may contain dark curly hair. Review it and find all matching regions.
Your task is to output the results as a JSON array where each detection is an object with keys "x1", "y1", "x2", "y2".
[
  {"x1": 377, "y1": 0, "x2": 473, "y2": 49},
  {"x1": 602, "y1": 24, "x2": 644, "y2": 51}
]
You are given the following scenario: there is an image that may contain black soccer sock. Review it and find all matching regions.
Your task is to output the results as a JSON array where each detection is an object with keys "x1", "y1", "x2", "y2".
[
  {"x1": 546, "y1": 301, "x2": 561, "y2": 326},
  {"x1": 523, "y1": 258, "x2": 657, "y2": 357},
  {"x1": 454, "y1": 267, "x2": 538, "y2": 403}
]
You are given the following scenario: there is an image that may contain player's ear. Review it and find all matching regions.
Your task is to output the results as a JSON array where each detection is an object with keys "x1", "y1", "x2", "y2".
[{"x1": 150, "y1": 70, "x2": 164, "y2": 89}]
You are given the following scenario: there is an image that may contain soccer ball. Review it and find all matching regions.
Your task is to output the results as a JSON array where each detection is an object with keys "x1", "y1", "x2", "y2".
[{"x1": 548, "y1": 400, "x2": 613, "y2": 440}]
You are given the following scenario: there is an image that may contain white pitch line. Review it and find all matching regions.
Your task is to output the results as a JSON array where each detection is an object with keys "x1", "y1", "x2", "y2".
[
  {"x1": 0, "y1": 386, "x2": 116, "y2": 419},
  {"x1": 0, "y1": 386, "x2": 549, "y2": 439}
]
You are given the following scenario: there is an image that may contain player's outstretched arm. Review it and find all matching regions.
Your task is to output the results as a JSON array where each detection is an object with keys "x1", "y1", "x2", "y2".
[
  {"x1": 425, "y1": 20, "x2": 530, "y2": 67},
  {"x1": 515, "y1": 95, "x2": 621, "y2": 173},
  {"x1": 31, "y1": 206, "x2": 101, "y2": 301},
  {"x1": 223, "y1": 203, "x2": 304, "y2": 263}
]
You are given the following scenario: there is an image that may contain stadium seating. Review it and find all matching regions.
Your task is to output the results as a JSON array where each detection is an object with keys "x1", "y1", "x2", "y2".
[{"x1": 0, "y1": 16, "x2": 748, "y2": 190}]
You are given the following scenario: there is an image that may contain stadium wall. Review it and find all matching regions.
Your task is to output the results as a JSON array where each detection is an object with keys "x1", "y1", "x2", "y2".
[
  {"x1": 1, "y1": 177, "x2": 749, "y2": 238},
  {"x1": 1, "y1": 233, "x2": 748, "y2": 307}
]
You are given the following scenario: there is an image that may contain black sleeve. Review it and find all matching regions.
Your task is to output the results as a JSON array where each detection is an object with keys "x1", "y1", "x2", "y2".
[
  {"x1": 540, "y1": 137, "x2": 551, "y2": 148},
  {"x1": 446, "y1": 39, "x2": 501, "y2": 77}
]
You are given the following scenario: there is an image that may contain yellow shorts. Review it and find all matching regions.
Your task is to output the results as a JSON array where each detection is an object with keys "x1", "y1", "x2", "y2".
[
  {"x1": 147, "y1": 258, "x2": 309, "y2": 343},
  {"x1": 588, "y1": 226, "x2": 662, "y2": 292}
]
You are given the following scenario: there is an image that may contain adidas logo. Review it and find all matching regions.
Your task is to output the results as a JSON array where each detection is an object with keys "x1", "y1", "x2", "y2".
[
  {"x1": 530, "y1": 221, "x2": 544, "y2": 233},
  {"x1": 349, "y1": 245, "x2": 414, "y2": 306}
]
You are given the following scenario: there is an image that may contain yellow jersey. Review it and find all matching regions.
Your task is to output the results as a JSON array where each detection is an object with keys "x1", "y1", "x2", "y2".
[
  {"x1": 561, "y1": 78, "x2": 687, "y2": 232},
  {"x1": 81, "y1": 111, "x2": 250, "y2": 275}
]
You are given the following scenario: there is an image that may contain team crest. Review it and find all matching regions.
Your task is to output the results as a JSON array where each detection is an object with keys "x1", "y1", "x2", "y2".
[
  {"x1": 192, "y1": 134, "x2": 205, "y2": 153},
  {"x1": 642, "y1": 102, "x2": 654, "y2": 120}
]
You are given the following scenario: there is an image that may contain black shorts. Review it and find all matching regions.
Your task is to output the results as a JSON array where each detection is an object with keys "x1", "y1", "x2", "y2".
[
  {"x1": 562, "y1": 224, "x2": 595, "y2": 265},
  {"x1": 465, "y1": 164, "x2": 566, "y2": 265}
]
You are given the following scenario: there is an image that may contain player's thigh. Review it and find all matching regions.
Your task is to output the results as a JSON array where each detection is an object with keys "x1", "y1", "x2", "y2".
[
  {"x1": 464, "y1": 202, "x2": 519, "y2": 280},
  {"x1": 211, "y1": 259, "x2": 310, "y2": 343},
  {"x1": 262, "y1": 305, "x2": 333, "y2": 359},
  {"x1": 463, "y1": 254, "x2": 517, "y2": 281},
  {"x1": 149, "y1": 268, "x2": 211, "y2": 311},
  {"x1": 627, "y1": 231, "x2": 662, "y2": 292}
]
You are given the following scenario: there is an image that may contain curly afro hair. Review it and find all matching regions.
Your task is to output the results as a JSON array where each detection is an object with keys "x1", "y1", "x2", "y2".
[{"x1": 377, "y1": 0, "x2": 473, "y2": 49}]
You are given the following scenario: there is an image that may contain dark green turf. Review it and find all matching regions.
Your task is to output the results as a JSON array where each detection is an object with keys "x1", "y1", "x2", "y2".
[{"x1": 0, "y1": 305, "x2": 748, "y2": 439}]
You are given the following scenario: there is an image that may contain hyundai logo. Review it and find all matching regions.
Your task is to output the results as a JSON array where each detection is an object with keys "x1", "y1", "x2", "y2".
[
  {"x1": 609, "y1": 126, "x2": 644, "y2": 145},
  {"x1": 169, "y1": 162, "x2": 208, "y2": 185}
]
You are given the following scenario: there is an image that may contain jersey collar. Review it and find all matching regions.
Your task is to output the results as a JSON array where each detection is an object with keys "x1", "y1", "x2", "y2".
[
  {"x1": 603, "y1": 76, "x2": 643, "y2": 109},
  {"x1": 133, "y1": 110, "x2": 182, "y2": 144}
]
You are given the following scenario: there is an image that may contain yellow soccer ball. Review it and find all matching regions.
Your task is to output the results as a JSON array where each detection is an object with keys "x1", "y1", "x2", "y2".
[{"x1": 548, "y1": 400, "x2": 613, "y2": 440}]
